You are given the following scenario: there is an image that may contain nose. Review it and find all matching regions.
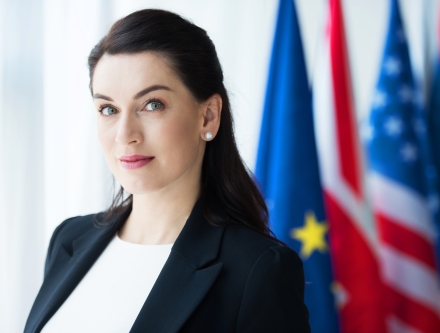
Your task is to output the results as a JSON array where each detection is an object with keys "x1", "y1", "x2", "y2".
[{"x1": 115, "y1": 111, "x2": 143, "y2": 145}]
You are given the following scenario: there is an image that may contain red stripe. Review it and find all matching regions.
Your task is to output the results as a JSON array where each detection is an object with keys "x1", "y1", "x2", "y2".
[
  {"x1": 386, "y1": 285, "x2": 440, "y2": 333},
  {"x1": 324, "y1": 191, "x2": 386, "y2": 333},
  {"x1": 376, "y1": 212, "x2": 437, "y2": 269},
  {"x1": 329, "y1": 0, "x2": 362, "y2": 198}
]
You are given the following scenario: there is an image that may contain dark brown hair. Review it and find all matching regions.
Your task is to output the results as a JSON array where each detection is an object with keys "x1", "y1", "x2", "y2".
[{"x1": 88, "y1": 9, "x2": 284, "y2": 245}]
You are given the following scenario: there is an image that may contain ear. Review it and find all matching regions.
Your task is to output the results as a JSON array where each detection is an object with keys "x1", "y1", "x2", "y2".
[{"x1": 200, "y1": 93, "x2": 222, "y2": 141}]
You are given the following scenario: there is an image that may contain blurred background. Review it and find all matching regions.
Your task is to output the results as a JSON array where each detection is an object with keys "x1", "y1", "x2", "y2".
[{"x1": 1, "y1": 0, "x2": 440, "y2": 332}]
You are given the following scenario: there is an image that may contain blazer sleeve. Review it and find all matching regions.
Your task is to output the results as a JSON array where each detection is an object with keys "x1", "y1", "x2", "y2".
[{"x1": 236, "y1": 245, "x2": 310, "y2": 333}]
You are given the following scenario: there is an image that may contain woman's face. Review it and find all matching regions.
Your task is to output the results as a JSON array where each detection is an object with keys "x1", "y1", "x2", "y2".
[{"x1": 92, "y1": 52, "x2": 208, "y2": 195}]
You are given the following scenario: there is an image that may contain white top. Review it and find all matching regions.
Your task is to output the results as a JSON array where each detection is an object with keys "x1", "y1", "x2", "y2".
[{"x1": 41, "y1": 233, "x2": 173, "y2": 333}]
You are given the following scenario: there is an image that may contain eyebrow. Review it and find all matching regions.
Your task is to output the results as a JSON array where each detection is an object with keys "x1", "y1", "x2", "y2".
[{"x1": 93, "y1": 85, "x2": 173, "y2": 101}]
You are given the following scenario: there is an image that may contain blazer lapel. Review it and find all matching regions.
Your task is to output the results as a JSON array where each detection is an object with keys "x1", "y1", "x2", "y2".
[
  {"x1": 27, "y1": 209, "x2": 130, "y2": 333},
  {"x1": 129, "y1": 197, "x2": 227, "y2": 333},
  {"x1": 28, "y1": 196, "x2": 227, "y2": 333}
]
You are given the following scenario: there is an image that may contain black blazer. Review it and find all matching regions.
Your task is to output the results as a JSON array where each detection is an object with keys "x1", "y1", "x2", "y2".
[{"x1": 25, "y1": 197, "x2": 310, "y2": 333}]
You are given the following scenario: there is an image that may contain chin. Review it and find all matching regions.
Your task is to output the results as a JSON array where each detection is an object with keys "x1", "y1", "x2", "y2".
[{"x1": 119, "y1": 177, "x2": 168, "y2": 195}]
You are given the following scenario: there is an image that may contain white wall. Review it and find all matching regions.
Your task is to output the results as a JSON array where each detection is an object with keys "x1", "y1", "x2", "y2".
[{"x1": 0, "y1": 0, "x2": 45, "y2": 331}]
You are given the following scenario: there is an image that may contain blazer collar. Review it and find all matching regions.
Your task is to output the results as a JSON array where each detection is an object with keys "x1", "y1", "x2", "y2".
[
  {"x1": 72, "y1": 195, "x2": 226, "y2": 268},
  {"x1": 171, "y1": 196, "x2": 225, "y2": 268},
  {"x1": 26, "y1": 209, "x2": 126, "y2": 333},
  {"x1": 27, "y1": 195, "x2": 227, "y2": 333},
  {"x1": 130, "y1": 195, "x2": 227, "y2": 332}
]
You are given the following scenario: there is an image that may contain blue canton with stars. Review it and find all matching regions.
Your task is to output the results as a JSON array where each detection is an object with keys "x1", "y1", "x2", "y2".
[{"x1": 366, "y1": 0, "x2": 428, "y2": 196}]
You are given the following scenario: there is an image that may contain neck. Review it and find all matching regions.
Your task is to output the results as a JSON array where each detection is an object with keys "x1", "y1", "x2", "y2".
[{"x1": 118, "y1": 179, "x2": 201, "y2": 245}]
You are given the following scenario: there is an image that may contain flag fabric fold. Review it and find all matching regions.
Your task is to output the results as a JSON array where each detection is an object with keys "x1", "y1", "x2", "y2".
[
  {"x1": 365, "y1": 0, "x2": 440, "y2": 332},
  {"x1": 312, "y1": 0, "x2": 386, "y2": 332},
  {"x1": 256, "y1": 0, "x2": 440, "y2": 331},
  {"x1": 427, "y1": 28, "x2": 440, "y2": 276},
  {"x1": 254, "y1": 0, "x2": 338, "y2": 332}
]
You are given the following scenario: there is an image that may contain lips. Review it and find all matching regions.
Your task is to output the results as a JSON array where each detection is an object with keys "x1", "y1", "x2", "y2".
[
  {"x1": 119, "y1": 155, "x2": 154, "y2": 170},
  {"x1": 120, "y1": 154, "x2": 154, "y2": 162}
]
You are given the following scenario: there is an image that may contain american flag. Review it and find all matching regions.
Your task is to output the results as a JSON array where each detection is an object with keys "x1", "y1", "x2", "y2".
[{"x1": 366, "y1": 0, "x2": 440, "y2": 332}]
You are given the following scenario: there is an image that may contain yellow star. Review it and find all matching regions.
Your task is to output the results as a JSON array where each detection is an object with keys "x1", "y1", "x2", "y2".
[{"x1": 290, "y1": 211, "x2": 328, "y2": 259}]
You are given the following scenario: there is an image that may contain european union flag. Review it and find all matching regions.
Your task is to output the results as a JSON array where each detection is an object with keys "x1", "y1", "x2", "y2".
[{"x1": 254, "y1": 0, "x2": 338, "y2": 332}]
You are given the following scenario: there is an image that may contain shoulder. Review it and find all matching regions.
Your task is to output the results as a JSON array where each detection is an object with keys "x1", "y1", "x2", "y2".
[
  {"x1": 219, "y1": 225, "x2": 309, "y2": 332},
  {"x1": 218, "y1": 224, "x2": 304, "y2": 298},
  {"x1": 221, "y1": 224, "x2": 302, "y2": 269},
  {"x1": 45, "y1": 212, "x2": 103, "y2": 264},
  {"x1": 223, "y1": 227, "x2": 309, "y2": 332},
  {"x1": 51, "y1": 212, "x2": 103, "y2": 244}
]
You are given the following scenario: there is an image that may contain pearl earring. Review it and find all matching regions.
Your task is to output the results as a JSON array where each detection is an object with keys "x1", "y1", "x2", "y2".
[{"x1": 205, "y1": 132, "x2": 213, "y2": 140}]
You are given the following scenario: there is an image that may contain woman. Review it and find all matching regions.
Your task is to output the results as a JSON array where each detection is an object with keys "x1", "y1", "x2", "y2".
[{"x1": 24, "y1": 9, "x2": 310, "y2": 333}]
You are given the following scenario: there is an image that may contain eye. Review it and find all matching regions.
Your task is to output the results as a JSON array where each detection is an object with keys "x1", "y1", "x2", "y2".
[
  {"x1": 146, "y1": 100, "x2": 164, "y2": 111},
  {"x1": 99, "y1": 106, "x2": 118, "y2": 116}
]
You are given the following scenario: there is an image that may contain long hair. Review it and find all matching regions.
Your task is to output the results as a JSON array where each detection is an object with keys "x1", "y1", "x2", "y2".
[{"x1": 87, "y1": 9, "x2": 284, "y2": 246}]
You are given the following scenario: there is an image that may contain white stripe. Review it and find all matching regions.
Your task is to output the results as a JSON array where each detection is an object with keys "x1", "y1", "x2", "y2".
[
  {"x1": 369, "y1": 172, "x2": 437, "y2": 243},
  {"x1": 380, "y1": 244, "x2": 440, "y2": 314},
  {"x1": 387, "y1": 315, "x2": 423, "y2": 333},
  {"x1": 312, "y1": 14, "x2": 379, "y2": 254},
  {"x1": 313, "y1": 24, "x2": 339, "y2": 193}
]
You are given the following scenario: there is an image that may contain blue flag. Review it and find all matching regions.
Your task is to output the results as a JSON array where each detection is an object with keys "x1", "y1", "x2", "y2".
[{"x1": 254, "y1": 1, "x2": 338, "y2": 332}]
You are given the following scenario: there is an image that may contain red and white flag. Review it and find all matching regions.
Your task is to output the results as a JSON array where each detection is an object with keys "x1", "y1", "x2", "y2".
[{"x1": 312, "y1": 0, "x2": 386, "y2": 331}]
